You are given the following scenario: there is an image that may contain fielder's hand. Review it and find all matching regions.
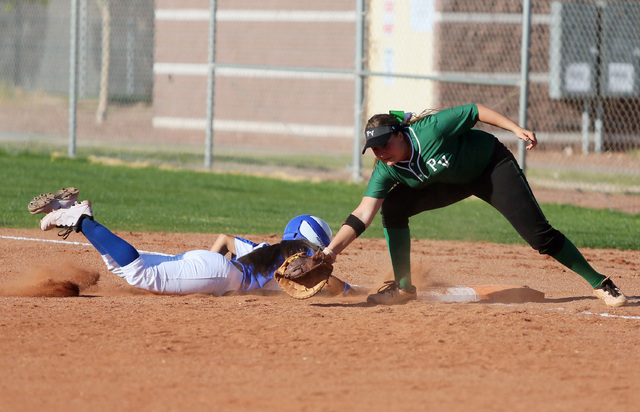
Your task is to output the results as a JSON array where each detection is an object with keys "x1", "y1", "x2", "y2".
[{"x1": 517, "y1": 128, "x2": 537, "y2": 150}]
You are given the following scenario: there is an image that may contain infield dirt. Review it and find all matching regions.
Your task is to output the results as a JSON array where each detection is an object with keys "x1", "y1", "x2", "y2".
[{"x1": 1, "y1": 227, "x2": 639, "y2": 411}]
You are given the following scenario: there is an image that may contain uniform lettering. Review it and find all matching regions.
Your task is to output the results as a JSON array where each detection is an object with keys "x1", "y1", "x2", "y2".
[
  {"x1": 437, "y1": 155, "x2": 450, "y2": 168},
  {"x1": 426, "y1": 155, "x2": 450, "y2": 172}
]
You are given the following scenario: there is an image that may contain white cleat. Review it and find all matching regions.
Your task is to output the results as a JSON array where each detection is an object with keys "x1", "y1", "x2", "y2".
[{"x1": 40, "y1": 200, "x2": 93, "y2": 239}]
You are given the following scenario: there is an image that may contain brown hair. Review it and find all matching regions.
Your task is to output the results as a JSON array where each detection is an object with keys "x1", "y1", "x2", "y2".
[
  {"x1": 237, "y1": 239, "x2": 317, "y2": 275},
  {"x1": 364, "y1": 109, "x2": 440, "y2": 130},
  {"x1": 365, "y1": 113, "x2": 401, "y2": 130}
]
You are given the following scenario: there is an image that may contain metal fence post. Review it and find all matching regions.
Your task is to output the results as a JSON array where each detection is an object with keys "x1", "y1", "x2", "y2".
[
  {"x1": 517, "y1": 0, "x2": 532, "y2": 171},
  {"x1": 205, "y1": 0, "x2": 218, "y2": 169},
  {"x1": 351, "y1": 0, "x2": 366, "y2": 182},
  {"x1": 79, "y1": 0, "x2": 88, "y2": 99},
  {"x1": 69, "y1": 0, "x2": 79, "y2": 158}
]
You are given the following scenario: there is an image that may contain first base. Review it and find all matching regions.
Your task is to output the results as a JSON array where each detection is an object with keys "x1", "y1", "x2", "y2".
[{"x1": 419, "y1": 284, "x2": 545, "y2": 303}]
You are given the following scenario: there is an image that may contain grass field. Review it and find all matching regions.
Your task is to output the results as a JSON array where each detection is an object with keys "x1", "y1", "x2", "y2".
[{"x1": 2, "y1": 150, "x2": 638, "y2": 250}]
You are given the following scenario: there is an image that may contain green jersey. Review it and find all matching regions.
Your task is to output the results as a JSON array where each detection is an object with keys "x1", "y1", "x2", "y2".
[{"x1": 364, "y1": 104, "x2": 496, "y2": 199}]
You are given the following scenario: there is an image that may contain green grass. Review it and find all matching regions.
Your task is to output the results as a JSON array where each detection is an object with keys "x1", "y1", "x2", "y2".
[
  {"x1": 0, "y1": 138, "x2": 353, "y2": 172},
  {"x1": 527, "y1": 167, "x2": 640, "y2": 189},
  {"x1": 2, "y1": 150, "x2": 638, "y2": 250}
]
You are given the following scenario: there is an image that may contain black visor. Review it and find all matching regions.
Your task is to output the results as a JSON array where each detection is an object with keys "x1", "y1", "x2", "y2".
[{"x1": 362, "y1": 124, "x2": 400, "y2": 154}]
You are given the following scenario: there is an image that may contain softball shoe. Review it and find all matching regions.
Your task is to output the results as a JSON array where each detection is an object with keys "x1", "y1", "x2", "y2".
[
  {"x1": 28, "y1": 187, "x2": 79, "y2": 214},
  {"x1": 40, "y1": 200, "x2": 93, "y2": 239},
  {"x1": 366, "y1": 280, "x2": 417, "y2": 305},
  {"x1": 593, "y1": 278, "x2": 627, "y2": 307}
]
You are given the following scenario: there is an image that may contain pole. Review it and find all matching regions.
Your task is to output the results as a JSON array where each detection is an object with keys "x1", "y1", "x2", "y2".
[
  {"x1": 517, "y1": 0, "x2": 532, "y2": 171},
  {"x1": 594, "y1": 99, "x2": 603, "y2": 153},
  {"x1": 205, "y1": 0, "x2": 218, "y2": 169},
  {"x1": 351, "y1": 0, "x2": 365, "y2": 182},
  {"x1": 69, "y1": 0, "x2": 79, "y2": 158},
  {"x1": 581, "y1": 100, "x2": 590, "y2": 153}
]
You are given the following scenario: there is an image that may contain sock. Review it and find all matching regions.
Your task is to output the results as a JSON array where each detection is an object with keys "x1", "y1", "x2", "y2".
[
  {"x1": 551, "y1": 238, "x2": 606, "y2": 288},
  {"x1": 81, "y1": 219, "x2": 140, "y2": 267},
  {"x1": 384, "y1": 227, "x2": 415, "y2": 292}
]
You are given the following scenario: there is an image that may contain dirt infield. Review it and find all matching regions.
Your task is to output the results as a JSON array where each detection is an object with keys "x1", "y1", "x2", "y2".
[{"x1": 1, "y1": 228, "x2": 639, "y2": 411}]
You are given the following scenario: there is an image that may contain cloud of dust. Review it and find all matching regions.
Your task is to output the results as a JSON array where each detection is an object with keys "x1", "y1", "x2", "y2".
[
  {"x1": 365, "y1": 256, "x2": 447, "y2": 291},
  {"x1": 412, "y1": 256, "x2": 451, "y2": 290},
  {"x1": 0, "y1": 260, "x2": 100, "y2": 297}
]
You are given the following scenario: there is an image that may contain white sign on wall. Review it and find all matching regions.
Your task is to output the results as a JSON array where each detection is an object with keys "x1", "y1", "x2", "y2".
[
  {"x1": 564, "y1": 62, "x2": 591, "y2": 93},
  {"x1": 607, "y1": 62, "x2": 635, "y2": 94}
]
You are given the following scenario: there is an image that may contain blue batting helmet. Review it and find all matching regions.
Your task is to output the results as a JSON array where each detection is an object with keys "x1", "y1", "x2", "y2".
[{"x1": 282, "y1": 215, "x2": 332, "y2": 248}]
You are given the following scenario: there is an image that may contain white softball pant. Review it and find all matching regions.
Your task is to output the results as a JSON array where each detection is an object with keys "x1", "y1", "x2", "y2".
[{"x1": 102, "y1": 250, "x2": 244, "y2": 296}]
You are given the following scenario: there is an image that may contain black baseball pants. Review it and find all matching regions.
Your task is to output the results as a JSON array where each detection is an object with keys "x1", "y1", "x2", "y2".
[{"x1": 380, "y1": 138, "x2": 566, "y2": 256}]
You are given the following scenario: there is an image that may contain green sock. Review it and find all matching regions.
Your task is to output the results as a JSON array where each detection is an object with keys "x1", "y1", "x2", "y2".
[
  {"x1": 551, "y1": 238, "x2": 606, "y2": 288},
  {"x1": 384, "y1": 227, "x2": 415, "y2": 292}
]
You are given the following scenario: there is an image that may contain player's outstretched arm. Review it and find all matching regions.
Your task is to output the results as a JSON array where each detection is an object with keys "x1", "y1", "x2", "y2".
[
  {"x1": 323, "y1": 196, "x2": 384, "y2": 262},
  {"x1": 476, "y1": 103, "x2": 537, "y2": 150}
]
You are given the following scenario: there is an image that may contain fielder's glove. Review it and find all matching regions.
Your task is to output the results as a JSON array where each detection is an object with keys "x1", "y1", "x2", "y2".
[{"x1": 274, "y1": 251, "x2": 333, "y2": 299}]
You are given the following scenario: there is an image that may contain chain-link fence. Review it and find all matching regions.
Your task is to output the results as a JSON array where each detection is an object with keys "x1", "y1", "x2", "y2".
[{"x1": 1, "y1": 0, "x2": 638, "y2": 213}]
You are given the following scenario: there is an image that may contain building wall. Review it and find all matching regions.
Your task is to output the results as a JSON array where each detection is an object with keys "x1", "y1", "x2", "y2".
[{"x1": 153, "y1": 0, "x2": 356, "y2": 149}]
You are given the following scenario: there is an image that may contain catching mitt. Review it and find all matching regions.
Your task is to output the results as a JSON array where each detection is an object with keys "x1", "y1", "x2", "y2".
[{"x1": 275, "y1": 251, "x2": 333, "y2": 299}]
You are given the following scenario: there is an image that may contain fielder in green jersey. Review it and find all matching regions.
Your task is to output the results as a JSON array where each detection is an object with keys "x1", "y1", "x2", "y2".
[{"x1": 319, "y1": 104, "x2": 627, "y2": 307}]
